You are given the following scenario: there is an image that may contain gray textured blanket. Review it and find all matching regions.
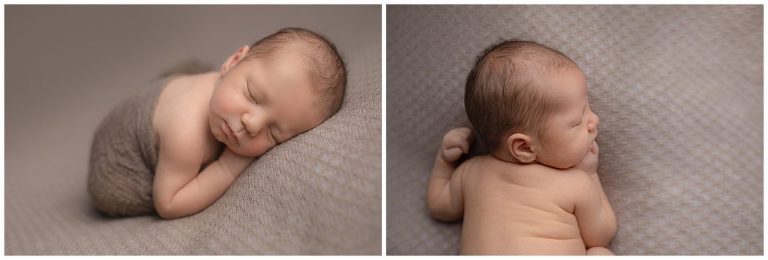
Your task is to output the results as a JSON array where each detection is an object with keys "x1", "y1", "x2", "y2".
[{"x1": 386, "y1": 5, "x2": 762, "y2": 255}]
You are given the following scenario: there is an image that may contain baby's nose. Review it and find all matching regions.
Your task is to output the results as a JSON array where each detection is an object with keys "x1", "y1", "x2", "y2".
[
  {"x1": 588, "y1": 114, "x2": 600, "y2": 131},
  {"x1": 241, "y1": 113, "x2": 266, "y2": 136}
]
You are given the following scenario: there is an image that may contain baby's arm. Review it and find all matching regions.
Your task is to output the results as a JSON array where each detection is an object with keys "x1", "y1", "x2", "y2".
[
  {"x1": 153, "y1": 133, "x2": 253, "y2": 219},
  {"x1": 573, "y1": 141, "x2": 617, "y2": 247},
  {"x1": 427, "y1": 127, "x2": 473, "y2": 221}
]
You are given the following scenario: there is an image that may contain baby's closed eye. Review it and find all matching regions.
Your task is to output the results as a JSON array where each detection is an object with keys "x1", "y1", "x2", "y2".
[
  {"x1": 571, "y1": 120, "x2": 582, "y2": 127},
  {"x1": 246, "y1": 85, "x2": 258, "y2": 103}
]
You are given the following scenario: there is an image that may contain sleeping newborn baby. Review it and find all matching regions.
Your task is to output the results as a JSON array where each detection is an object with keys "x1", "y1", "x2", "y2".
[
  {"x1": 427, "y1": 40, "x2": 616, "y2": 255},
  {"x1": 88, "y1": 27, "x2": 346, "y2": 219}
]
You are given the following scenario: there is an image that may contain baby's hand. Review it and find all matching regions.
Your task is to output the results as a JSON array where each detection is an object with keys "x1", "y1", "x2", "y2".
[
  {"x1": 218, "y1": 148, "x2": 255, "y2": 179},
  {"x1": 439, "y1": 127, "x2": 474, "y2": 164},
  {"x1": 574, "y1": 140, "x2": 599, "y2": 174}
]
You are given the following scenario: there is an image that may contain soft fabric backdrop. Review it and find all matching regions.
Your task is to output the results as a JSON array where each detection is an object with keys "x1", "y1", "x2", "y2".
[
  {"x1": 386, "y1": 5, "x2": 762, "y2": 255},
  {"x1": 6, "y1": 5, "x2": 381, "y2": 255}
]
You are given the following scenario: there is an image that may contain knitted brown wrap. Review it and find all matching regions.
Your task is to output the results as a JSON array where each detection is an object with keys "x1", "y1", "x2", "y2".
[{"x1": 86, "y1": 77, "x2": 169, "y2": 217}]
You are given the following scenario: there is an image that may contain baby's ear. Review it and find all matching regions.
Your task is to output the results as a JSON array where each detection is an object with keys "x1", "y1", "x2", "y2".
[
  {"x1": 220, "y1": 45, "x2": 251, "y2": 74},
  {"x1": 505, "y1": 133, "x2": 536, "y2": 163}
]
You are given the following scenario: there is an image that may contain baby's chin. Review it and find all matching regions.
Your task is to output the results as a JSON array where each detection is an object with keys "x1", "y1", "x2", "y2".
[
  {"x1": 538, "y1": 160, "x2": 575, "y2": 170},
  {"x1": 538, "y1": 155, "x2": 583, "y2": 170}
]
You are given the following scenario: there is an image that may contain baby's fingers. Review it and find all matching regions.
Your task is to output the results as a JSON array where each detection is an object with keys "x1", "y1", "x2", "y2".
[
  {"x1": 442, "y1": 128, "x2": 473, "y2": 152},
  {"x1": 589, "y1": 140, "x2": 599, "y2": 155},
  {"x1": 440, "y1": 127, "x2": 474, "y2": 163},
  {"x1": 441, "y1": 147, "x2": 464, "y2": 163}
]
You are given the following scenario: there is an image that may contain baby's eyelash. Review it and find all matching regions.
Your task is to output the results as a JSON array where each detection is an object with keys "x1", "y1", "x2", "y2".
[
  {"x1": 572, "y1": 117, "x2": 585, "y2": 127},
  {"x1": 246, "y1": 86, "x2": 257, "y2": 102}
]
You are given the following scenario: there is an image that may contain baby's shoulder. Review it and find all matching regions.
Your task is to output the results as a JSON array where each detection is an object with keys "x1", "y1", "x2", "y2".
[
  {"x1": 154, "y1": 75, "x2": 212, "y2": 131},
  {"x1": 153, "y1": 75, "x2": 219, "y2": 164},
  {"x1": 517, "y1": 166, "x2": 596, "y2": 213},
  {"x1": 454, "y1": 155, "x2": 496, "y2": 174},
  {"x1": 545, "y1": 167, "x2": 597, "y2": 200}
]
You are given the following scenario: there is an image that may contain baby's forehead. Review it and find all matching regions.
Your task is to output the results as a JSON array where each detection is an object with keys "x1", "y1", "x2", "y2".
[
  {"x1": 538, "y1": 67, "x2": 587, "y2": 110},
  {"x1": 241, "y1": 53, "x2": 312, "y2": 95}
]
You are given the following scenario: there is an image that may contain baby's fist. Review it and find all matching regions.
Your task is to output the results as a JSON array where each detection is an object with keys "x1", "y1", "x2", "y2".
[{"x1": 439, "y1": 127, "x2": 474, "y2": 164}]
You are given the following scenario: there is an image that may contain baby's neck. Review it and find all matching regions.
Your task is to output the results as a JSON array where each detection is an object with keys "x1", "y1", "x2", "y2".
[
  {"x1": 490, "y1": 151, "x2": 525, "y2": 165},
  {"x1": 490, "y1": 151, "x2": 567, "y2": 171},
  {"x1": 195, "y1": 71, "x2": 221, "y2": 89}
]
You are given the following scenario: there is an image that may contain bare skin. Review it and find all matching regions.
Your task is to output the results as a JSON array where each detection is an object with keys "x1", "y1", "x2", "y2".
[
  {"x1": 428, "y1": 68, "x2": 617, "y2": 255},
  {"x1": 151, "y1": 45, "x2": 325, "y2": 219}
]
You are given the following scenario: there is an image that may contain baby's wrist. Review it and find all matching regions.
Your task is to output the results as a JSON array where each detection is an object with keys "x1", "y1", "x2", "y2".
[{"x1": 220, "y1": 149, "x2": 254, "y2": 175}]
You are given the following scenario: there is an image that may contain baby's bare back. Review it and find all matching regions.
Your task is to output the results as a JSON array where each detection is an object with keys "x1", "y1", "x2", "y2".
[{"x1": 458, "y1": 156, "x2": 587, "y2": 255}]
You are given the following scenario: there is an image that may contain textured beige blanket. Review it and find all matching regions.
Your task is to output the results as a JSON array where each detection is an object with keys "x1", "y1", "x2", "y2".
[{"x1": 386, "y1": 5, "x2": 762, "y2": 255}]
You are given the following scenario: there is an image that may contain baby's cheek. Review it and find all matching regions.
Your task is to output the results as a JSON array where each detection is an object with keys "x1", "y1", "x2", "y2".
[
  {"x1": 560, "y1": 142, "x2": 587, "y2": 168},
  {"x1": 212, "y1": 95, "x2": 239, "y2": 114}
]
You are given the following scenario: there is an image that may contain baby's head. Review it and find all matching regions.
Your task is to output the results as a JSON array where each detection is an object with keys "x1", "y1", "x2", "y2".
[
  {"x1": 465, "y1": 40, "x2": 599, "y2": 169},
  {"x1": 209, "y1": 27, "x2": 346, "y2": 157}
]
